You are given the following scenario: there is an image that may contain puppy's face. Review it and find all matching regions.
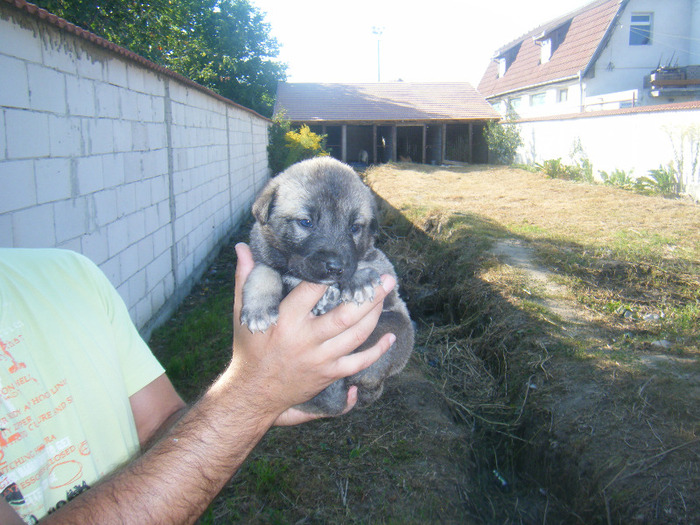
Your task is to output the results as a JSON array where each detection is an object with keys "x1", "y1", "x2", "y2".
[{"x1": 253, "y1": 158, "x2": 378, "y2": 285}]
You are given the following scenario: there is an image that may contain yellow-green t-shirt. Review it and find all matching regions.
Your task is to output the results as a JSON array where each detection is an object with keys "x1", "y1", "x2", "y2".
[{"x1": 0, "y1": 248, "x2": 165, "y2": 523}]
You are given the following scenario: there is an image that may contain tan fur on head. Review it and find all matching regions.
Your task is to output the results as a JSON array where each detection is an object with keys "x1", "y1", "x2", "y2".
[{"x1": 241, "y1": 157, "x2": 414, "y2": 416}]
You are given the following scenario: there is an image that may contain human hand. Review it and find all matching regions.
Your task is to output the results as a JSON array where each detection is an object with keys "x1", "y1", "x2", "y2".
[
  {"x1": 273, "y1": 386, "x2": 359, "y2": 426},
  {"x1": 228, "y1": 243, "x2": 395, "y2": 422}
]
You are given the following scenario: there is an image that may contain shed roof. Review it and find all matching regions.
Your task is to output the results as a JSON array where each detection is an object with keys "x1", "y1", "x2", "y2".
[
  {"x1": 274, "y1": 82, "x2": 500, "y2": 122},
  {"x1": 478, "y1": 0, "x2": 624, "y2": 98}
]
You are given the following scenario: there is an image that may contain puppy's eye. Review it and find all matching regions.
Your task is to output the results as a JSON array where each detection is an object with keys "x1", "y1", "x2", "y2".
[
  {"x1": 298, "y1": 219, "x2": 313, "y2": 229},
  {"x1": 350, "y1": 223, "x2": 362, "y2": 234}
]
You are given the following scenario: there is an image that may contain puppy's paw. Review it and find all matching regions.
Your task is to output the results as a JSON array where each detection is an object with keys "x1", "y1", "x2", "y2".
[
  {"x1": 313, "y1": 285, "x2": 341, "y2": 315},
  {"x1": 240, "y1": 304, "x2": 279, "y2": 333},
  {"x1": 341, "y1": 268, "x2": 382, "y2": 304}
]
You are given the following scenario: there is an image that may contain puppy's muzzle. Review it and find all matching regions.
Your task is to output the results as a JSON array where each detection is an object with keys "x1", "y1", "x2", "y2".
[
  {"x1": 324, "y1": 257, "x2": 344, "y2": 277},
  {"x1": 314, "y1": 250, "x2": 350, "y2": 281}
]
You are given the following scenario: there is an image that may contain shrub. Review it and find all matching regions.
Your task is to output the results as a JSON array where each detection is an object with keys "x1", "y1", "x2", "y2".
[
  {"x1": 267, "y1": 113, "x2": 292, "y2": 175},
  {"x1": 536, "y1": 158, "x2": 586, "y2": 181},
  {"x1": 600, "y1": 168, "x2": 636, "y2": 190},
  {"x1": 284, "y1": 125, "x2": 328, "y2": 166},
  {"x1": 484, "y1": 117, "x2": 523, "y2": 165},
  {"x1": 637, "y1": 164, "x2": 679, "y2": 196},
  {"x1": 267, "y1": 114, "x2": 328, "y2": 175}
]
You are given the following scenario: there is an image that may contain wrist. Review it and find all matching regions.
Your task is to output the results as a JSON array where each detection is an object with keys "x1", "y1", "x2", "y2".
[{"x1": 215, "y1": 355, "x2": 286, "y2": 428}]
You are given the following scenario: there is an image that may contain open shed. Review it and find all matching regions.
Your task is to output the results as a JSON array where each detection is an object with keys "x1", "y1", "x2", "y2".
[{"x1": 274, "y1": 82, "x2": 500, "y2": 165}]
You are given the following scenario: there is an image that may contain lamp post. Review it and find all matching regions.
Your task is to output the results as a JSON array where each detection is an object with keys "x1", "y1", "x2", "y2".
[{"x1": 372, "y1": 26, "x2": 384, "y2": 82}]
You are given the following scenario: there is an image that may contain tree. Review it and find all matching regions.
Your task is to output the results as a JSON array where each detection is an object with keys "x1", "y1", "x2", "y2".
[
  {"x1": 484, "y1": 115, "x2": 523, "y2": 165},
  {"x1": 33, "y1": 0, "x2": 286, "y2": 116}
]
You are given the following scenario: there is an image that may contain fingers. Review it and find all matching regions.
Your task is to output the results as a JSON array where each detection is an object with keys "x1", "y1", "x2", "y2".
[
  {"x1": 340, "y1": 385, "x2": 359, "y2": 415},
  {"x1": 234, "y1": 243, "x2": 255, "y2": 283},
  {"x1": 335, "y1": 332, "x2": 395, "y2": 378},
  {"x1": 272, "y1": 386, "x2": 359, "y2": 426},
  {"x1": 311, "y1": 275, "x2": 396, "y2": 344},
  {"x1": 233, "y1": 243, "x2": 255, "y2": 321},
  {"x1": 277, "y1": 279, "x2": 329, "y2": 322}
]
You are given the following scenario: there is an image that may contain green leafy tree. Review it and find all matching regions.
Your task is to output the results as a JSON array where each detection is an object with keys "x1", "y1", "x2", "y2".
[
  {"x1": 33, "y1": 0, "x2": 285, "y2": 116},
  {"x1": 484, "y1": 111, "x2": 523, "y2": 165},
  {"x1": 267, "y1": 112, "x2": 292, "y2": 175}
]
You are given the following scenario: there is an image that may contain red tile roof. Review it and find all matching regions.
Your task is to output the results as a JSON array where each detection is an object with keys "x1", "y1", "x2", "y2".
[
  {"x1": 478, "y1": 0, "x2": 624, "y2": 98},
  {"x1": 274, "y1": 82, "x2": 500, "y2": 122}
]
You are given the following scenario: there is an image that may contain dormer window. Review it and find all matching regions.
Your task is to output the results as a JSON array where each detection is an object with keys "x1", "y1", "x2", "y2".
[
  {"x1": 539, "y1": 39, "x2": 552, "y2": 63},
  {"x1": 495, "y1": 43, "x2": 521, "y2": 78},
  {"x1": 534, "y1": 20, "x2": 571, "y2": 65}
]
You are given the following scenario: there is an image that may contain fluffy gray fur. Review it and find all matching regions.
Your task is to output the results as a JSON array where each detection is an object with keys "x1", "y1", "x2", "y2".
[{"x1": 241, "y1": 157, "x2": 414, "y2": 415}]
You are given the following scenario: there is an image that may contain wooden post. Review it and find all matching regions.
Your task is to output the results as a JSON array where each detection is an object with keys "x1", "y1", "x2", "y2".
[
  {"x1": 372, "y1": 125, "x2": 377, "y2": 164},
  {"x1": 441, "y1": 124, "x2": 447, "y2": 164},
  {"x1": 341, "y1": 124, "x2": 347, "y2": 163},
  {"x1": 422, "y1": 125, "x2": 427, "y2": 164},
  {"x1": 468, "y1": 123, "x2": 474, "y2": 163},
  {"x1": 391, "y1": 126, "x2": 397, "y2": 162}
]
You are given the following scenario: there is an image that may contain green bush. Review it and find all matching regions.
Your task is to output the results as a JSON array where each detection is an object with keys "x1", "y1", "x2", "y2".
[
  {"x1": 267, "y1": 114, "x2": 328, "y2": 175},
  {"x1": 267, "y1": 113, "x2": 291, "y2": 175},
  {"x1": 600, "y1": 168, "x2": 636, "y2": 190},
  {"x1": 484, "y1": 118, "x2": 523, "y2": 165},
  {"x1": 636, "y1": 164, "x2": 679, "y2": 196},
  {"x1": 536, "y1": 158, "x2": 587, "y2": 181}
]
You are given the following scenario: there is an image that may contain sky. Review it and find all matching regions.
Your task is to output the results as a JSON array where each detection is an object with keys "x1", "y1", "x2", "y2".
[{"x1": 250, "y1": 0, "x2": 595, "y2": 86}]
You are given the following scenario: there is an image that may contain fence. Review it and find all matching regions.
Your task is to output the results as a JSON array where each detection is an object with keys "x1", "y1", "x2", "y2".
[
  {"x1": 0, "y1": 0, "x2": 270, "y2": 337},
  {"x1": 514, "y1": 102, "x2": 700, "y2": 201}
]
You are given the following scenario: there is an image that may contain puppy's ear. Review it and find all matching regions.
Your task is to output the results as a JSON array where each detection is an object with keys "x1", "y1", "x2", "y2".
[{"x1": 252, "y1": 180, "x2": 278, "y2": 225}]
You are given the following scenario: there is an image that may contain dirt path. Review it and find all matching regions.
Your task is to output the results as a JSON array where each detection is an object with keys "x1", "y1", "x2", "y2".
[{"x1": 492, "y1": 239, "x2": 601, "y2": 331}]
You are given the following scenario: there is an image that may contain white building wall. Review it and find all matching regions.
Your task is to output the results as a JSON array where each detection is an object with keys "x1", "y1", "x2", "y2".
[
  {"x1": 587, "y1": 0, "x2": 695, "y2": 105},
  {"x1": 0, "y1": 3, "x2": 270, "y2": 336},
  {"x1": 494, "y1": 81, "x2": 583, "y2": 119},
  {"x1": 515, "y1": 104, "x2": 700, "y2": 200}
]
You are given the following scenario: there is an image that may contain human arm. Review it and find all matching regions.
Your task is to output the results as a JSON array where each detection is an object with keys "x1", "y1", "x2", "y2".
[
  {"x1": 129, "y1": 373, "x2": 188, "y2": 449},
  {"x1": 37, "y1": 242, "x2": 395, "y2": 524}
]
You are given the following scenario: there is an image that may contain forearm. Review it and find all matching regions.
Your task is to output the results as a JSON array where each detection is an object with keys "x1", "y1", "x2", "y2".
[{"x1": 44, "y1": 365, "x2": 278, "y2": 524}]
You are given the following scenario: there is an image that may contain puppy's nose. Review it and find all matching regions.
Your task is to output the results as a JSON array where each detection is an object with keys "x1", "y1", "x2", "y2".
[{"x1": 324, "y1": 258, "x2": 344, "y2": 277}]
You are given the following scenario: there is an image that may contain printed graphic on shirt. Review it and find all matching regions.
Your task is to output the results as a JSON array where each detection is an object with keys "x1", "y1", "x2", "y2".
[{"x1": 0, "y1": 328, "x2": 93, "y2": 522}]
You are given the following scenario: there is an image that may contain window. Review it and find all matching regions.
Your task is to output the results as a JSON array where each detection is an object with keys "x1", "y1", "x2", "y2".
[
  {"x1": 496, "y1": 43, "x2": 521, "y2": 78},
  {"x1": 629, "y1": 13, "x2": 652, "y2": 45},
  {"x1": 497, "y1": 58, "x2": 507, "y2": 78},
  {"x1": 509, "y1": 97, "x2": 522, "y2": 111},
  {"x1": 530, "y1": 93, "x2": 546, "y2": 106},
  {"x1": 535, "y1": 20, "x2": 571, "y2": 64},
  {"x1": 540, "y1": 39, "x2": 552, "y2": 64},
  {"x1": 558, "y1": 89, "x2": 568, "y2": 103}
]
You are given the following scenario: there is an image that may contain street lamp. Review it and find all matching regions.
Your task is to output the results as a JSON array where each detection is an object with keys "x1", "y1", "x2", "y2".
[{"x1": 372, "y1": 26, "x2": 384, "y2": 82}]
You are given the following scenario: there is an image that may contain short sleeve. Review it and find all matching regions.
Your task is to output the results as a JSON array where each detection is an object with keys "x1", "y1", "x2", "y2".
[{"x1": 75, "y1": 253, "x2": 165, "y2": 396}]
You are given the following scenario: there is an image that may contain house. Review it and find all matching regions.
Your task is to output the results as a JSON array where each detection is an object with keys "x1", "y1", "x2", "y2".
[
  {"x1": 273, "y1": 82, "x2": 500, "y2": 165},
  {"x1": 478, "y1": 0, "x2": 700, "y2": 118}
]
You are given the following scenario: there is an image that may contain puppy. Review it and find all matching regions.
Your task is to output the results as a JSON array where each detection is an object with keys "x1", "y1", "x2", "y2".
[{"x1": 241, "y1": 157, "x2": 414, "y2": 415}]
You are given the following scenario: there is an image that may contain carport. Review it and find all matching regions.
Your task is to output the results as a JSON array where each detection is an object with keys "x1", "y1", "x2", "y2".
[{"x1": 275, "y1": 82, "x2": 499, "y2": 165}]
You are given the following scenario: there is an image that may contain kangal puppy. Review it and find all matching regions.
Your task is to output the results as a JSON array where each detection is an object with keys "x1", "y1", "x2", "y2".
[{"x1": 241, "y1": 157, "x2": 414, "y2": 415}]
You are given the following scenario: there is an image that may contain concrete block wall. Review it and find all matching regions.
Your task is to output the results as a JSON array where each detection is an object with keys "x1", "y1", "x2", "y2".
[
  {"x1": 0, "y1": 1, "x2": 270, "y2": 336},
  {"x1": 515, "y1": 104, "x2": 700, "y2": 201}
]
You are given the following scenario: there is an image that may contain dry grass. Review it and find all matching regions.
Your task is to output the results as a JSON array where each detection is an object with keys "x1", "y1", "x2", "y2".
[
  {"x1": 151, "y1": 163, "x2": 699, "y2": 524},
  {"x1": 365, "y1": 163, "x2": 699, "y2": 523}
]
